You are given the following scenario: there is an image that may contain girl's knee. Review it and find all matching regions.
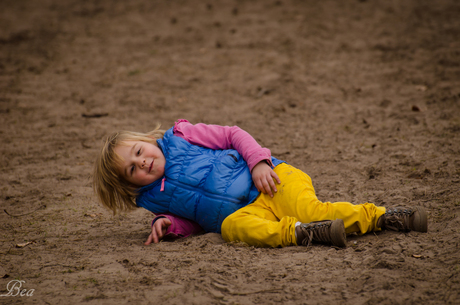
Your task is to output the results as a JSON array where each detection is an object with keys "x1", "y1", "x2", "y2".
[
  {"x1": 221, "y1": 214, "x2": 240, "y2": 242},
  {"x1": 221, "y1": 213, "x2": 238, "y2": 235}
]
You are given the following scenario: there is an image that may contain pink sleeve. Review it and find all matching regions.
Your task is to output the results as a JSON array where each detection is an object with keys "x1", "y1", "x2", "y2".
[
  {"x1": 152, "y1": 213, "x2": 203, "y2": 240},
  {"x1": 173, "y1": 119, "x2": 272, "y2": 171}
]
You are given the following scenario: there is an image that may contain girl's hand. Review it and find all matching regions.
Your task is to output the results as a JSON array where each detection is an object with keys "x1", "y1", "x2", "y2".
[
  {"x1": 145, "y1": 217, "x2": 172, "y2": 245},
  {"x1": 251, "y1": 161, "x2": 281, "y2": 197}
]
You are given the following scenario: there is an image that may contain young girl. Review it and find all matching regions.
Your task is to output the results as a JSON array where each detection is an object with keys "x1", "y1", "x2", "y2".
[{"x1": 93, "y1": 119, "x2": 427, "y2": 248}]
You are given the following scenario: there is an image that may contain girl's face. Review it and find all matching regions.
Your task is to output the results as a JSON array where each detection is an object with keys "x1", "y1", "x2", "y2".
[{"x1": 115, "y1": 140, "x2": 166, "y2": 187}]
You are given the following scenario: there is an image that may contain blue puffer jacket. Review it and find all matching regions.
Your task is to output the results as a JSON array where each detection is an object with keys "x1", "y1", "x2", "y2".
[{"x1": 136, "y1": 127, "x2": 284, "y2": 233}]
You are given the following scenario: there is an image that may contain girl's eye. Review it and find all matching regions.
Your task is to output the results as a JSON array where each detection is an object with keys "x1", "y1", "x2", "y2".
[
  {"x1": 137, "y1": 149, "x2": 141, "y2": 155},
  {"x1": 130, "y1": 165, "x2": 135, "y2": 175}
]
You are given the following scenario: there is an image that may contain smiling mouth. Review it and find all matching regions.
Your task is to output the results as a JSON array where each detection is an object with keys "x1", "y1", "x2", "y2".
[{"x1": 149, "y1": 160, "x2": 154, "y2": 173}]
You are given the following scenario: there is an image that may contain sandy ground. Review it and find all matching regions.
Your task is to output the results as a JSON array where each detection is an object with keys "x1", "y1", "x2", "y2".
[{"x1": 1, "y1": 0, "x2": 460, "y2": 304}]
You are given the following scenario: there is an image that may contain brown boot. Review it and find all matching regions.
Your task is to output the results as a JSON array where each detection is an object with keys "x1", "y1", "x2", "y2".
[
  {"x1": 377, "y1": 206, "x2": 428, "y2": 232},
  {"x1": 295, "y1": 219, "x2": 347, "y2": 247}
]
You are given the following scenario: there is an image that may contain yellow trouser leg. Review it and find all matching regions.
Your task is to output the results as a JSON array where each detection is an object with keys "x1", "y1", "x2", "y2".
[
  {"x1": 221, "y1": 200, "x2": 298, "y2": 248},
  {"x1": 221, "y1": 163, "x2": 386, "y2": 247}
]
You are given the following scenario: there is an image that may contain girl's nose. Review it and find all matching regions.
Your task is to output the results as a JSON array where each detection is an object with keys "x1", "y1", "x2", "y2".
[{"x1": 140, "y1": 160, "x2": 146, "y2": 168}]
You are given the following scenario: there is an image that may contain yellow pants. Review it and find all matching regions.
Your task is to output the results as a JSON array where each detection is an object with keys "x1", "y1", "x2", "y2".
[{"x1": 221, "y1": 163, "x2": 386, "y2": 248}]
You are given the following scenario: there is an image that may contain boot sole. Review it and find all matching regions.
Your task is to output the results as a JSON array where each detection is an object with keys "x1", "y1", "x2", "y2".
[
  {"x1": 330, "y1": 219, "x2": 347, "y2": 247},
  {"x1": 412, "y1": 206, "x2": 428, "y2": 233}
]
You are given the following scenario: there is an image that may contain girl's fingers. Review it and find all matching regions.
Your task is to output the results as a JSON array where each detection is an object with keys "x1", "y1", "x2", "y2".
[
  {"x1": 272, "y1": 171, "x2": 281, "y2": 184},
  {"x1": 144, "y1": 233, "x2": 154, "y2": 245},
  {"x1": 163, "y1": 218, "x2": 172, "y2": 227},
  {"x1": 268, "y1": 178, "x2": 277, "y2": 193},
  {"x1": 262, "y1": 178, "x2": 273, "y2": 197},
  {"x1": 145, "y1": 218, "x2": 173, "y2": 245},
  {"x1": 256, "y1": 182, "x2": 262, "y2": 193},
  {"x1": 154, "y1": 224, "x2": 163, "y2": 242},
  {"x1": 252, "y1": 165, "x2": 281, "y2": 197},
  {"x1": 266, "y1": 171, "x2": 280, "y2": 196}
]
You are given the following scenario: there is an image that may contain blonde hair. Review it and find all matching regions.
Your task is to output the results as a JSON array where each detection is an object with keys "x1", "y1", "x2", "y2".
[{"x1": 93, "y1": 125, "x2": 166, "y2": 214}]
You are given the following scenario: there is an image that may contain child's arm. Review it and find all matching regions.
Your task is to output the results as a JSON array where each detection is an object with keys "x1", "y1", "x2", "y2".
[
  {"x1": 174, "y1": 119, "x2": 271, "y2": 171},
  {"x1": 173, "y1": 119, "x2": 280, "y2": 196},
  {"x1": 144, "y1": 213, "x2": 203, "y2": 245}
]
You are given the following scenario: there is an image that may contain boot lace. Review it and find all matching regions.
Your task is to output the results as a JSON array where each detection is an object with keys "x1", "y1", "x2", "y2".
[
  {"x1": 298, "y1": 221, "x2": 332, "y2": 246},
  {"x1": 384, "y1": 208, "x2": 413, "y2": 231}
]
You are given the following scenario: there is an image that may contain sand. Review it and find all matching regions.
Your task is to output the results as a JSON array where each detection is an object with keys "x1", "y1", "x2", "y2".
[{"x1": 1, "y1": 0, "x2": 459, "y2": 304}]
